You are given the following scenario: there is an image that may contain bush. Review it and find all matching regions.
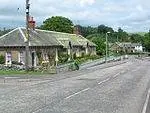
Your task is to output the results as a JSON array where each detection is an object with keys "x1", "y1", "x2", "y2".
[
  {"x1": 58, "y1": 53, "x2": 69, "y2": 64},
  {"x1": 68, "y1": 61, "x2": 79, "y2": 71},
  {"x1": 0, "y1": 55, "x2": 5, "y2": 64},
  {"x1": 12, "y1": 61, "x2": 23, "y2": 65}
]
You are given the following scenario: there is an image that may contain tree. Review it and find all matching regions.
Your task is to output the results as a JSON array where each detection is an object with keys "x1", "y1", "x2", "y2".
[
  {"x1": 0, "y1": 28, "x2": 12, "y2": 36},
  {"x1": 129, "y1": 34, "x2": 144, "y2": 43},
  {"x1": 40, "y1": 16, "x2": 73, "y2": 33},
  {"x1": 117, "y1": 27, "x2": 129, "y2": 42},
  {"x1": 76, "y1": 25, "x2": 97, "y2": 37},
  {"x1": 87, "y1": 34, "x2": 105, "y2": 55},
  {"x1": 98, "y1": 25, "x2": 114, "y2": 34},
  {"x1": 143, "y1": 31, "x2": 150, "y2": 52}
]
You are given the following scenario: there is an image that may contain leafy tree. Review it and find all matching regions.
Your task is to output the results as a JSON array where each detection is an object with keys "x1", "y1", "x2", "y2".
[
  {"x1": 40, "y1": 16, "x2": 73, "y2": 33},
  {"x1": 0, "y1": 28, "x2": 12, "y2": 36},
  {"x1": 143, "y1": 32, "x2": 150, "y2": 52},
  {"x1": 92, "y1": 37, "x2": 105, "y2": 55},
  {"x1": 98, "y1": 25, "x2": 114, "y2": 34},
  {"x1": 117, "y1": 27, "x2": 129, "y2": 42},
  {"x1": 87, "y1": 34, "x2": 105, "y2": 55},
  {"x1": 129, "y1": 34, "x2": 144, "y2": 43},
  {"x1": 77, "y1": 25, "x2": 97, "y2": 37}
]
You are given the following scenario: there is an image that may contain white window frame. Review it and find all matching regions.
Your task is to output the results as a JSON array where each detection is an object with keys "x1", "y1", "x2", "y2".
[
  {"x1": 5, "y1": 52, "x2": 12, "y2": 66},
  {"x1": 18, "y1": 51, "x2": 24, "y2": 64}
]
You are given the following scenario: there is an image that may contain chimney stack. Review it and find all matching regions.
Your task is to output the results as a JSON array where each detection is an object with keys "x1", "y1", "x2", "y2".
[{"x1": 28, "y1": 16, "x2": 35, "y2": 30}]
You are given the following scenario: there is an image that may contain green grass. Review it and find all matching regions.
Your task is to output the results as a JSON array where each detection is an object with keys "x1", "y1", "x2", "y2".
[
  {"x1": 0, "y1": 70, "x2": 55, "y2": 75},
  {"x1": 0, "y1": 70, "x2": 26, "y2": 75}
]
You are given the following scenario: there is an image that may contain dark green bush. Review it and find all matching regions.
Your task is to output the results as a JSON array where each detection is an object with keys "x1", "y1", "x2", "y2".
[
  {"x1": 12, "y1": 61, "x2": 23, "y2": 65},
  {"x1": 58, "y1": 53, "x2": 69, "y2": 64},
  {"x1": 0, "y1": 55, "x2": 5, "y2": 64}
]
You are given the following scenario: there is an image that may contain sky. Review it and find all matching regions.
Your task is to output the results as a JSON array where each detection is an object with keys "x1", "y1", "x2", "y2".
[{"x1": 0, "y1": 0, "x2": 150, "y2": 32}]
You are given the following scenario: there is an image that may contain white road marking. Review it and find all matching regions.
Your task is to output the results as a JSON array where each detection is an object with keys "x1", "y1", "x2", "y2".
[
  {"x1": 98, "y1": 71, "x2": 124, "y2": 85},
  {"x1": 4, "y1": 77, "x2": 20, "y2": 79},
  {"x1": 132, "y1": 68, "x2": 140, "y2": 72},
  {"x1": 32, "y1": 108, "x2": 42, "y2": 113},
  {"x1": 113, "y1": 73, "x2": 120, "y2": 78},
  {"x1": 65, "y1": 88, "x2": 90, "y2": 99},
  {"x1": 98, "y1": 78, "x2": 110, "y2": 85},
  {"x1": 142, "y1": 89, "x2": 150, "y2": 113},
  {"x1": 121, "y1": 70, "x2": 125, "y2": 73}
]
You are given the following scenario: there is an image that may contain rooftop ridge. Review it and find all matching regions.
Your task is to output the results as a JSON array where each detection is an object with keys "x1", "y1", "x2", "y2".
[
  {"x1": 35, "y1": 29, "x2": 78, "y2": 36},
  {"x1": 18, "y1": 27, "x2": 27, "y2": 42},
  {"x1": 0, "y1": 27, "x2": 19, "y2": 39},
  {"x1": 13, "y1": 27, "x2": 85, "y2": 38}
]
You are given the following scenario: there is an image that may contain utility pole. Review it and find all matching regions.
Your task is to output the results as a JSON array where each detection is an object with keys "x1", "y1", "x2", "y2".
[{"x1": 25, "y1": 0, "x2": 30, "y2": 71}]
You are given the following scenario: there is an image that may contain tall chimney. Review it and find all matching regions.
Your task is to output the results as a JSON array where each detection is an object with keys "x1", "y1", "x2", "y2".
[{"x1": 28, "y1": 16, "x2": 35, "y2": 30}]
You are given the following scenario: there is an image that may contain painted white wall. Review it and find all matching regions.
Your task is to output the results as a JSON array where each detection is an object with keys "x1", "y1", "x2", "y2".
[
  {"x1": 85, "y1": 47, "x2": 89, "y2": 55},
  {"x1": 135, "y1": 45, "x2": 143, "y2": 52},
  {"x1": 76, "y1": 49, "x2": 80, "y2": 57}
]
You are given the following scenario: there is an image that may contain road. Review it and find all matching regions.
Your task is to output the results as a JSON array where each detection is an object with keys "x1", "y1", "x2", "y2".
[{"x1": 0, "y1": 57, "x2": 150, "y2": 113}]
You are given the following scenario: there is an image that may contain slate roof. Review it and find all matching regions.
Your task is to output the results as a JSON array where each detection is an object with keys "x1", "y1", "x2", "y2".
[
  {"x1": 0, "y1": 28, "x2": 25, "y2": 47},
  {"x1": 118, "y1": 42, "x2": 142, "y2": 48},
  {"x1": 0, "y1": 27, "x2": 96, "y2": 48},
  {"x1": 111, "y1": 42, "x2": 142, "y2": 48}
]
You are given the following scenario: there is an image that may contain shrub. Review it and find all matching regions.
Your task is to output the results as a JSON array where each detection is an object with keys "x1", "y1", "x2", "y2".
[
  {"x1": 12, "y1": 61, "x2": 23, "y2": 65},
  {"x1": 0, "y1": 55, "x2": 5, "y2": 64},
  {"x1": 58, "y1": 53, "x2": 69, "y2": 64}
]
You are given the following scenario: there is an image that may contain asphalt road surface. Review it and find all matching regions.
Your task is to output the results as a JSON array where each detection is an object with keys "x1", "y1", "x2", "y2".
[{"x1": 0, "y1": 57, "x2": 150, "y2": 113}]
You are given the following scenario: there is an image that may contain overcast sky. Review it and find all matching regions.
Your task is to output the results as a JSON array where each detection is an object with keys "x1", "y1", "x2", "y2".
[{"x1": 0, "y1": 0, "x2": 150, "y2": 32}]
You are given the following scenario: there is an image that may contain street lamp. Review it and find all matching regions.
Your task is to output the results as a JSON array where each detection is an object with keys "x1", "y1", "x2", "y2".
[{"x1": 105, "y1": 32, "x2": 110, "y2": 63}]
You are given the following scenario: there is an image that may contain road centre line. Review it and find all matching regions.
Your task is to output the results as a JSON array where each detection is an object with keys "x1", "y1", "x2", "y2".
[
  {"x1": 65, "y1": 71, "x2": 125, "y2": 100},
  {"x1": 65, "y1": 88, "x2": 90, "y2": 99},
  {"x1": 32, "y1": 108, "x2": 42, "y2": 113},
  {"x1": 65, "y1": 68, "x2": 134, "y2": 100},
  {"x1": 98, "y1": 78, "x2": 110, "y2": 85},
  {"x1": 142, "y1": 89, "x2": 150, "y2": 113},
  {"x1": 98, "y1": 71, "x2": 122, "y2": 85},
  {"x1": 113, "y1": 73, "x2": 120, "y2": 78}
]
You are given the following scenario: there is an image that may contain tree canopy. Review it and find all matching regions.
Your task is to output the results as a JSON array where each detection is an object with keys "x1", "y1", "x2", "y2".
[
  {"x1": 98, "y1": 25, "x2": 114, "y2": 34},
  {"x1": 40, "y1": 16, "x2": 74, "y2": 33},
  {"x1": 88, "y1": 34, "x2": 106, "y2": 55},
  {"x1": 0, "y1": 28, "x2": 12, "y2": 36},
  {"x1": 143, "y1": 32, "x2": 150, "y2": 52}
]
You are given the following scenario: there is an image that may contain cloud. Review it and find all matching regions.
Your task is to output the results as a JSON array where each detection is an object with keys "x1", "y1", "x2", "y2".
[
  {"x1": 0, "y1": 0, "x2": 150, "y2": 32},
  {"x1": 79, "y1": 0, "x2": 95, "y2": 7}
]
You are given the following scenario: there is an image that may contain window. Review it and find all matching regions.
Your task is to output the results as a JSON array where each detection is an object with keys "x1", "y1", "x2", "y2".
[{"x1": 18, "y1": 51, "x2": 24, "y2": 64}]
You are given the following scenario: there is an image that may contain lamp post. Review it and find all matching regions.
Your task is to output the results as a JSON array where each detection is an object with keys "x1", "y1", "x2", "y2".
[{"x1": 105, "y1": 32, "x2": 110, "y2": 63}]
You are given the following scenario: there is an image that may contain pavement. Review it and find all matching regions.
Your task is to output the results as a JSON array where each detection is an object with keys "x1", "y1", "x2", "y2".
[{"x1": 0, "y1": 57, "x2": 150, "y2": 113}]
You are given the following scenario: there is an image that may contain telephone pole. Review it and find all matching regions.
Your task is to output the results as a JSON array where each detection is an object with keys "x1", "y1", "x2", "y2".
[{"x1": 25, "y1": 0, "x2": 30, "y2": 71}]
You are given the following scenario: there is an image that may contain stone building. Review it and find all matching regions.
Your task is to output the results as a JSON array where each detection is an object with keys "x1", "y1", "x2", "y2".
[
  {"x1": 110, "y1": 42, "x2": 143, "y2": 53},
  {"x1": 0, "y1": 27, "x2": 96, "y2": 68}
]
